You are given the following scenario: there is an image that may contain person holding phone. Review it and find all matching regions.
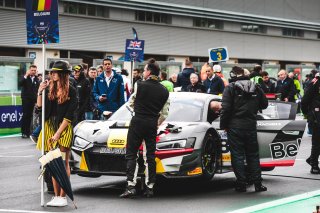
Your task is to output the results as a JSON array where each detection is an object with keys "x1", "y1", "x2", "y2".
[{"x1": 92, "y1": 58, "x2": 125, "y2": 118}]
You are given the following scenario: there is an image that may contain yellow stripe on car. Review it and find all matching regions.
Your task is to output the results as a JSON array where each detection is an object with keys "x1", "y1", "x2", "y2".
[
  {"x1": 187, "y1": 167, "x2": 202, "y2": 176},
  {"x1": 80, "y1": 152, "x2": 89, "y2": 171},
  {"x1": 155, "y1": 157, "x2": 165, "y2": 173}
]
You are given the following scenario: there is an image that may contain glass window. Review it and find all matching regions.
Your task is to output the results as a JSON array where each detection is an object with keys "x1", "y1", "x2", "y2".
[
  {"x1": 63, "y1": 2, "x2": 68, "y2": 13},
  {"x1": 154, "y1": 13, "x2": 160, "y2": 23},
  {"x1": 4, "y1": 0, "x2": 15, "y2": 8},
  {"x1": 241, "y1": 24, "x2": 265, "y2": 33},
  {"x1": 161, "y1": 14, "x2": 168, "y2": 24},
  {"x1": 282, "y1": 28, "x2": 303, "y2": 37},
  {"x1": 87, "y1": 5, "x2": 95, "y2": 16},
  {"x1": 16, "y1": 0, "x2": 24, "y2": 8},
  {"x1": 68, "y1": 3, "x2": 77, "y2": 14},
  {"x1": 78, "y1": 4, "x2": 87, "y2": 15},
  {"x1": 318, "y1": 32, "x2": 320, "y2": 39},
  {"x1": 0, "y1": 0, "x2": 3, "y2": 6},
  {"x1": 136, "y1": 11, "x2": 145, "y2": 21},
  {"x1": 194, "y1": 18, "x2": 222, "y2": 29},
  {"x1": 146, "y1": 12, "x2": 152, "y2": 22},
  {"x1": 96, "y1": 7, "x2": 105, "y2": 17}
]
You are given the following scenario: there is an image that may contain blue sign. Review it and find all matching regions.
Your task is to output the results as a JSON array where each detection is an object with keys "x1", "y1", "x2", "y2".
[
  {"x1": 208, "y1": 47, "x2": 229, "y2": 63},
  {"x1": 124, "y1": 39, "x2": 145, "y2": 62},
  {"x1": 26, "y1": 0, "x2": 60, "y2": 44},
  {"x1": 0, "y1": 106, "x2": 23, "y2": 128}
]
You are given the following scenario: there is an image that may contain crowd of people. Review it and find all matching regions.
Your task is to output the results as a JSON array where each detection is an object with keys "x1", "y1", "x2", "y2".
[{"x1": 18, "y1": 58, "x2": 320, "y2": 206}]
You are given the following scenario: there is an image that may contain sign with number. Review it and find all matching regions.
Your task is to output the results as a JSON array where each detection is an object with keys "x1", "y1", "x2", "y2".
[{"x1": 208, "y1": 47, "x2": 228, "y2": 63}]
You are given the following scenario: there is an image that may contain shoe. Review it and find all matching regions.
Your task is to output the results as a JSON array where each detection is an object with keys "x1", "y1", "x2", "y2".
[
  {"x1": 143, "y1": 187, "x2": 154, "y2": 198},
  {"x1": 21, "y1": 134, "x2": 28, "y2": 139},
  {"x1": 56, "y1": 197, "x2": 68, "y2": 207},
  {"x1": 311, "y1": 166, "x2": 320, "y2": 174},
  {"x1": 254, "y1": 183, "x2": 267, "y2": 192},
  {"x1": 30, "y1": 135, "x2": 38, "y2": 144},
  {"x1": 46, "y1": 196, "x2": 59, "y2": 207},
  {"x1": 120, "y1": 186, "x2": 137, "y2": 198},
  {"x1": 235, "y1": 182, "x2": 246, "y2": 192},
  {"x1": 47, "y1": 196, "x2": 68, "y2": 207}
]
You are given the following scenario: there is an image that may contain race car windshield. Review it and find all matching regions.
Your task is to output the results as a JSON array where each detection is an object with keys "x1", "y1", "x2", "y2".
[{"x1": 109, "y1": 99, "x2": 203, "y2": 122}]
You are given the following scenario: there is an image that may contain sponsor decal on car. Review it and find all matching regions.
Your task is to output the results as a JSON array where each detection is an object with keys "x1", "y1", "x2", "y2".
[
  {"x1": 107, "y1": 129, "x2": 128, "y2": 148},
  {"x1": 187, "y1": 167, "x2": 202, "y2": 176},
  {"x1": 269, "y1": 140, "x2": 300, "y2": 160}
]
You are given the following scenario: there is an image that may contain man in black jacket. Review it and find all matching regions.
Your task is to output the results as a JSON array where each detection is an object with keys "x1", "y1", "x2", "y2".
[
  {"x1": 301, "y1": 74, "x2": 320, "y2": 174},
  {"x1": 220, "y1": 66, "x2": 268, "y2": 192},
  {"x1": 275, "y1": 69, "x2": 296, "y2": 102},
  {"x1": 19, "y1": 65, "x2": 39, "y2": 138},
  {"x1": 120, "y1": 58, "x2": 169, "y2": 198},
  {"x1": 72, "y1": 64, "x2": 90, "y2": 124},
  {"x1": 203, "y1": 64, "x2": 225, "y2": 95},
  {"x1": 261, "y1": 71, "x2": 276, "y2": 93}
]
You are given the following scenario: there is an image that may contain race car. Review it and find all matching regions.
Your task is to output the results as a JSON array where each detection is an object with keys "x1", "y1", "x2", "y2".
[{"x1": 70, "y1": 92, "x2": 306, "y2": 180}]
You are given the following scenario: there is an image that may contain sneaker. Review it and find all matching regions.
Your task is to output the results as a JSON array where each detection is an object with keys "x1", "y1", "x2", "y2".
[
  {"x1": 56, "y1": 197, "x2": 68, "y2": 207},
  {"x1": 30, "y1": 135, "x2": 38, "y2": 144},
  {"x1": 235, "y1": 182, "x2": 246, "y2": 192},
  {"x1": 46, "y1": 196, "x2": 59, "y2": 207},
  {"x1": 119, "y1": 186, "x2": 137, "y2": 198},
  {"x1": 143, "y1": 187, "x2": 154, "y2": 198},
  {"x1": 311, "y1": 166, "x2": 320, "y2": 174}
]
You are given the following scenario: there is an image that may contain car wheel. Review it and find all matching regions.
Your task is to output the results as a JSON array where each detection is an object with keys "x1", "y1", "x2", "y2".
[{"x1": 201, "y1": 132, "x2": 218, "y2": 181}]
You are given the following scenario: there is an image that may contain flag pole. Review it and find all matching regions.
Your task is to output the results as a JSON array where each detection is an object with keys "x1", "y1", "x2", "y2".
[{"x1": 40, "y1": 42, "x2": 46, "y2": 207}]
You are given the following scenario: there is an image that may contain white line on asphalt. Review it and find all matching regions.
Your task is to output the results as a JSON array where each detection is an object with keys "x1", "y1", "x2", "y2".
[
  {"x1": 0, "y1": 155, "x2": 34, "y2": 158},
  {"x1": 227, "y1": 189, "x2": 320, "y2": 213},
  {"x1": 0, "y1": 209, "x2": 63, "y2": 213}
]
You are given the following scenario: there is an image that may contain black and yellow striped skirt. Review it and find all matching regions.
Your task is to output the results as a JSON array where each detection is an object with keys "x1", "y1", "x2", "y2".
[{"x1": 36, "y1": 120, "x2": 73, "y2": 152}]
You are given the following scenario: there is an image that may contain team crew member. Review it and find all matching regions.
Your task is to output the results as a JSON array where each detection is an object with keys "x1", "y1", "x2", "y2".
[
  {"x1": 220, "y1": 66, "x2": 268, "y2": 193},
  {"x1": 36, "y1": 60, "x2": 77, "y2": 207},
  {"x1": 19, "y1": 65, "x2": 40, "y2": 138},
  {"x1": 301, "y1": 73, "x2": 320, "y2": 174},
  {"x1": 120, "y1": 58, "x2": 170, "y2": 198}
]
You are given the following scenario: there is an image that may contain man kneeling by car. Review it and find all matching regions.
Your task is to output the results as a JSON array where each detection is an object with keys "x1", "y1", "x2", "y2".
[
  {"x1": 120, "y1": 58, "x2": 170, "y2": 198},
  {"x1": 220, "y1": 66, "x2": 268, "y2": 192}
]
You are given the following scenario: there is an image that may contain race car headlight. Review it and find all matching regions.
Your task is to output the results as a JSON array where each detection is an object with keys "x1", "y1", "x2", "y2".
[
  {"x1": 73, "y1": 137, "x2": 92, "y2": 150},
  {"x1": 156, "y1": 138, "x2": 196, "y2": 150}
]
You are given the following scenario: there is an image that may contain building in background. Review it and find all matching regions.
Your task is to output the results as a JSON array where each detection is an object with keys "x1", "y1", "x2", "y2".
[{"x1": 1, "y1": 0, "x2": 320, "y2": 92}]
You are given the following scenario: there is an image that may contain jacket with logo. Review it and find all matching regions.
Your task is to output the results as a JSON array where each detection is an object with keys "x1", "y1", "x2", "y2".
[{"x1": 93, "y1": 70, "x2": 125, "y2": 113}]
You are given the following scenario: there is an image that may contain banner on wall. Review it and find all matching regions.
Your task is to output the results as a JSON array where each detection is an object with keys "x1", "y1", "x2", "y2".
[{"x1": 26, "y1": 0, "x2": 60, "y2": 44}]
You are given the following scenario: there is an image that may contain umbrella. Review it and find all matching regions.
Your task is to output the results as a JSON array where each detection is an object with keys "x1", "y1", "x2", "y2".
[{"x1": 39, "y1": 148, "x2": 77, "y2": 209}]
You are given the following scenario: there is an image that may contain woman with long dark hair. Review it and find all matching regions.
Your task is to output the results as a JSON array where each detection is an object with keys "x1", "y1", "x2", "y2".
[{"x1": 36, "y1": 60, "x2": 77, "y2": 207}]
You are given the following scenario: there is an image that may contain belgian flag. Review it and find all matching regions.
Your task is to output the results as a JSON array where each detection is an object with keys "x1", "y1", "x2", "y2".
[{"x1": 32, "y1": 0, "x2": 52, "y2": 11}]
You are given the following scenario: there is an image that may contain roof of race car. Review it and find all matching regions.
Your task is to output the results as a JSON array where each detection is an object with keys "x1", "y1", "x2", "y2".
[{"x1": 169, "y1": 92, "x2": 221, "y2": 102}]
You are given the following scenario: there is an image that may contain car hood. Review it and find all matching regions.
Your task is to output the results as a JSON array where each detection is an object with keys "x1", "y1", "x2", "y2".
[{"x1": 74, "y1": 120, "x2": 202, "y2": 145}]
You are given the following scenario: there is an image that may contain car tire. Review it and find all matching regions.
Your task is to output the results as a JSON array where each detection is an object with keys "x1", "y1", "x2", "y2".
[{"x1": 200, "y1": 132, "x2": 219, "y2": 181}]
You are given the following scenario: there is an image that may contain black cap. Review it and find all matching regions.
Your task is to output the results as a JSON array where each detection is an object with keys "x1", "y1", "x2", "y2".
[{"x1": 48, "y1": 60, "x2": 72, "y2": 73}]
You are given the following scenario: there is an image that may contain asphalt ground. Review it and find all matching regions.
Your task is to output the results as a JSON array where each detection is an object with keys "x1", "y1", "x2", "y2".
[{"x1": 0, "y1": 128, "x2": 320, "y2": 213}]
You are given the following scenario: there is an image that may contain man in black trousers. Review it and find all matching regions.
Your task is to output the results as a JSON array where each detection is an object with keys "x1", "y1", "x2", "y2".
[
  {"x1": 19, "y1": 65, "x2": 39, "y2": 138},
  {"x1": 120, "y1": 58, "x2": 169, "y2": 198},
  {"x1": 301, "y1": 72, "x2": 320, "y2": 174},
  {"x1": 220, "y1": 66, "x2": 268, "y2": 192}
]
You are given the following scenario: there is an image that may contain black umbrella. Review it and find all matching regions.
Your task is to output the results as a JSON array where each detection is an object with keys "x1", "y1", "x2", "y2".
[{"x1": 39, "y1": 148, "x2": 77, "y2": 209}]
